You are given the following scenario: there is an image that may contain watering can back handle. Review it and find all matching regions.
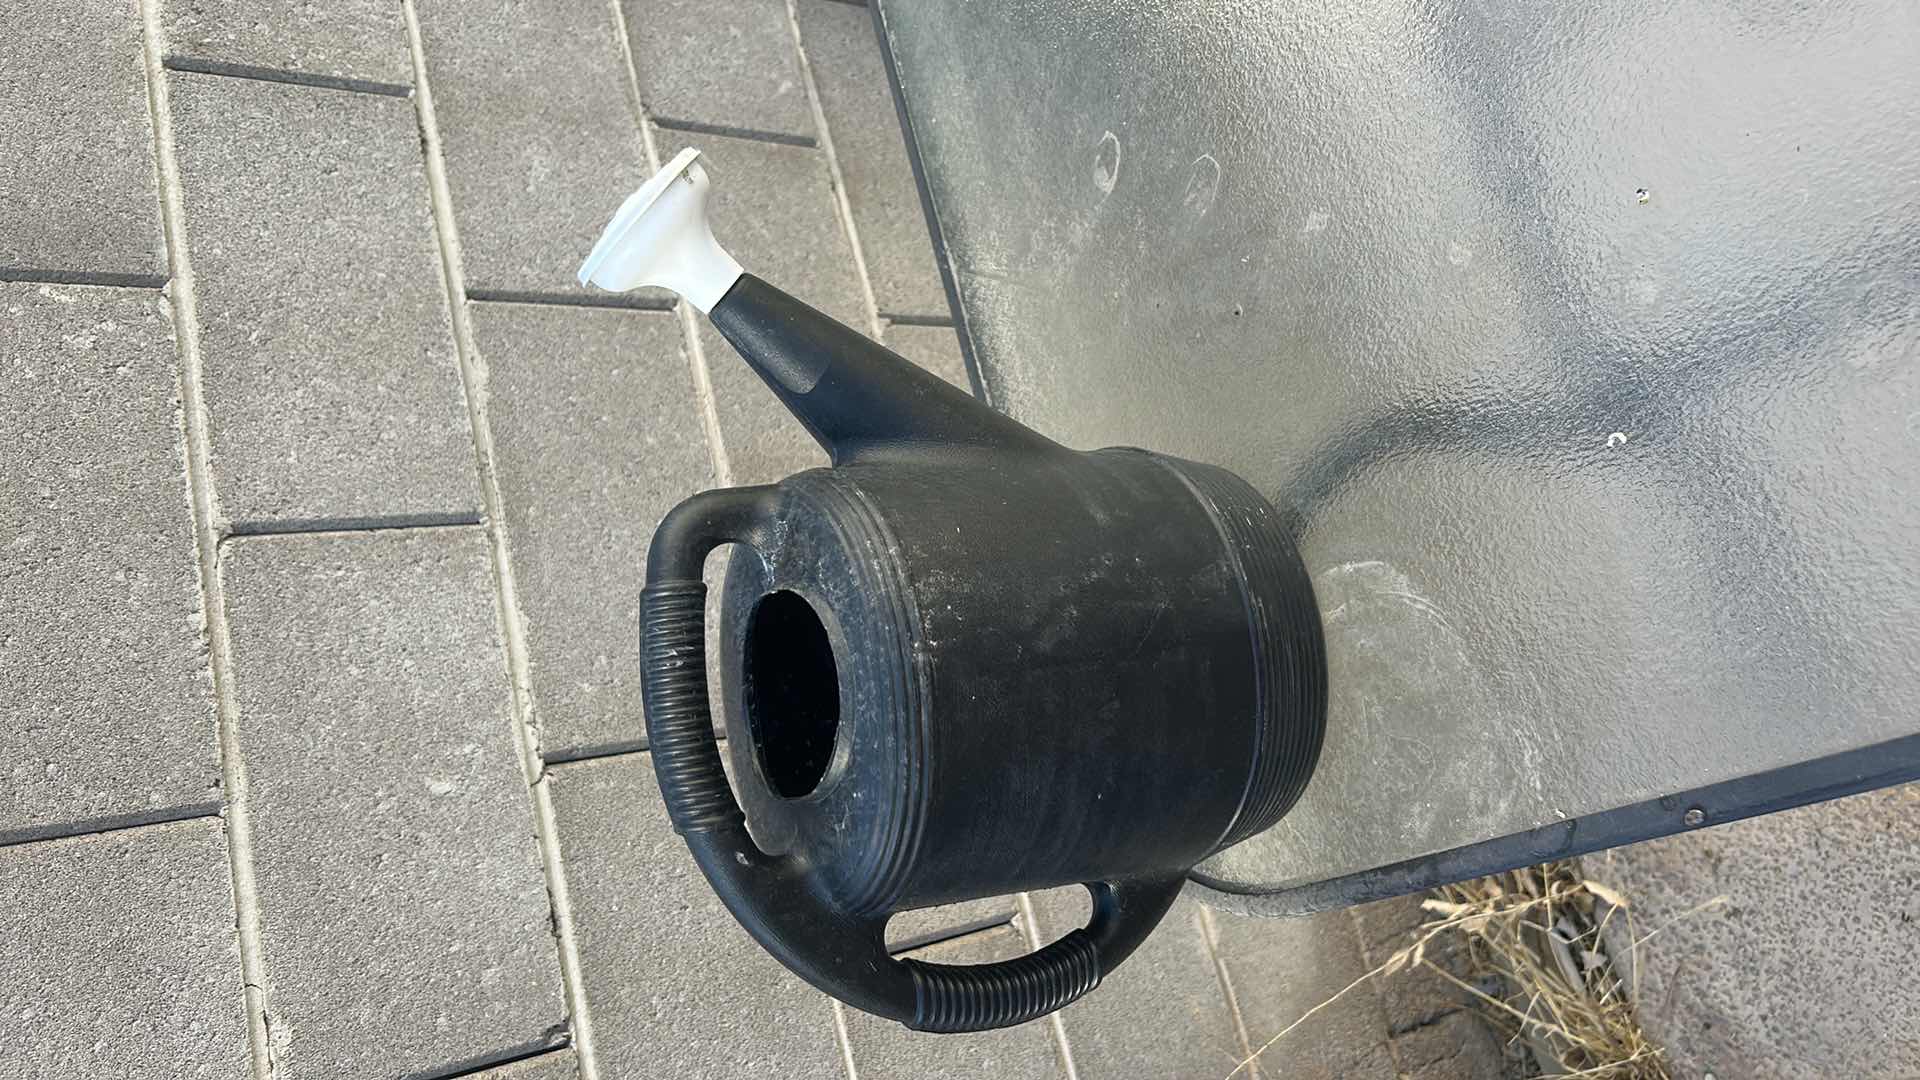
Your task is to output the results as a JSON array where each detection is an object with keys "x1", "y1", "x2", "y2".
[{"x1": 639, "y1": 485, "x2": 1186, "y2": 1032}]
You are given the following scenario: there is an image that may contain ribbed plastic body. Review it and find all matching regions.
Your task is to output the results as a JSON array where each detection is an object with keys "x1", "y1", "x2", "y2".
[
  {"x1": 718, "y1": 448, "x2": 1326, "y2": 916},
  {"x1": 1161, "y1": 459, "x2": 1328, "y2": 850}
]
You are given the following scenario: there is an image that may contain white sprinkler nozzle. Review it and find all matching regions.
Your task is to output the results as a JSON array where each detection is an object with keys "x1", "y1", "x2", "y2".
[{"x1": 577, "y1": 147, "x2": 744, "y2": 313}]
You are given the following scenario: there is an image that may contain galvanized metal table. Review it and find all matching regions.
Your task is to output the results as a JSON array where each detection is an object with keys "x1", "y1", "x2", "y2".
[{"x1": 870, "y1": 0, "x2": 1920, "y2": 914}]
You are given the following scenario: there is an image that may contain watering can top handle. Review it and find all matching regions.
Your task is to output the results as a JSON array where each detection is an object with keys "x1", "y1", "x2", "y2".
[{"x1": 639, "y1": 486, "x2": 1185, "y2": 1033}]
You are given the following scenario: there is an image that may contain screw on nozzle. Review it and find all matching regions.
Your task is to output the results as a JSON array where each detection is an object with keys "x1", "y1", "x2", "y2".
[{"x1": 577, "y1": 146, "x2": 744, "y2": 313}]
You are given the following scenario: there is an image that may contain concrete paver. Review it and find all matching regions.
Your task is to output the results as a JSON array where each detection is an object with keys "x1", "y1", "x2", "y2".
[
  {"x1": 795, "y1": 0, "x2": 949, "y2": 317},
  {"x1": 624, "y1": 0, "x2": 814, "y2": 140},
  {"x1": 687, "y1": 132, "x2": 863, "y2": 485},
  {"x1": 1349, "y1": 894, "x2": 1507, "y2": 1078},
  {"x1": 881, "y1": 322, "x2": 970, "y2": 390},
  {"x1": 0, "y1": 819, "x2": 249, "y2": 1079},
  {"x1": 0, "y1": 282, "x2": 216, "y2": 839},
  {"x1": 548, "y1": 752, "x2": 848, "y2": 1079},
  {"x1": 1347, "y1": 895, "x2": 1453, "y2": 1029},
  {"x1": 1595, "y1": 783, "x2": 1920, "y2": 1080},
  {"x1": 0, "y1": 1, "x2": 162, "y2": 278},
  {"x1": 1209, "y1": 909, "x2": 1399, "y2": 1080},
  {"x1": 1031, "y1": 888, "x2": 1248, "y2": 1080},
  {"x1": 885, "y1": 894, "x2": 1018, "y2": 951},
  {"x1": 471, "y1": 1049, "x2": 580, "y2": 1080},
  {"x1": 168, "y1": 72, "x2": 479, "y2": 527},
  {"x1": 221, "y1": 528, "x2": 565, "y2": 1080},
  {"x1": 1395, "y1": 1012, "x2": 1510, "y2": 1080},
  {"x1": 415, "y1": 0, "x2": 651, "y2": 298},
  {"x1": 477, "y1": 301, "x2": 711, "y2": 758},
  {"x1": 161, "y1": 0, "x2": 411, "y2": 86}
]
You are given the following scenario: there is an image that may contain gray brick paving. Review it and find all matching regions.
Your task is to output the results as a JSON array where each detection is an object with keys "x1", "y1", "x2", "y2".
[
  {"x1": 220, "y1": 528, "x2": 565, "y2": 1080},
  {"x1": 161, "y1": 0, "x2": 411, "y2": 86},
  {"x1": 548, "y1": 752, "x2": 848, "y2": 1079},
  {"x1": 1209, "y1": 909, "x2": 1399, "y2": 1080},
  {"x1": 0, "y1": 819, "x2": 249, "y2": 1079},
  {"x1": 168, "y1": 72, "x2": 479, "y2": 527},
  {"x1": 477, "y1": 301, "x2": 711, "y2": 758},
  {"x1": 415, "y1": 0, "x2": 651, "y2": 297},
  {"x1": 698, "y1": 335, "x2": 837, "y2": 483},
  {"x1": 1394, "y1": 1012, "x2": 1508, "y2": 1080},
  {"x1": 0, "y1": 1, "x2": 163, "y2": 278},
  {"x1": 0, "y1": 282, "x2": 216, "y2": 839},
  {"x1": 1031, "y1": 888, "x2": 1248, "y2": 1079},
  {"x1": 885, "y1": 894, "x2": 1017, "y2": 950},
  {"x1": 471, "y1": 1049, "x2": 580, "y2": 1080},
  {"x1": 796, "y1": 0, "x2": 949, "y2": 318},
  {"x1": 842, "y1": 924, "x2": 1066, "y2": 1079},
  {"x1": 689, "y1": 132, "x2": 864, "y2": 484},
  {"x1": 624, "y1": 0, "x2": 814, "y2": 139},
  {"x1": 882, "y1": 321, "x2": 970, "y2": 390},
  {"x1": 1346, "y1": 895, "x2": 1439, "y2": 1010},
  {"x1": 699, "y1": 321, "x2": 830, "y2": 487},
  {"x1": 694, "y1": 133, "x2": 868, "y2": 328},
  {"x1": 704, "y1": 553, "x2": 733, "y2": 739},
  {"x1": 1349, "y1": 894, "x2": 1506, "y2": 1077},
  {"x1": 1346, "y1": 897, "x2": 1506, "y2": 1078}
]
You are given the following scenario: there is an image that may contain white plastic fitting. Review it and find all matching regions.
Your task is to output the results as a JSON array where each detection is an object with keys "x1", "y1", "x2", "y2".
[{"x1": 577, "y1": 147, "x2": 744, "y2": 313}]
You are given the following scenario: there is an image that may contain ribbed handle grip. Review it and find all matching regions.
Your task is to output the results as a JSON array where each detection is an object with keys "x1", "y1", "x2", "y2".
[
  {"x1": 904, "y1": 929, "x2": 1101, "y2": 1033},
  {"x1": 641, "y1": 579, "x2": 740, "y2": 834}
]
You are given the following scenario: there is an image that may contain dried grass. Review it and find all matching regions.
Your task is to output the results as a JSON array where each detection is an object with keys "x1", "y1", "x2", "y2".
[{"x1": 1224, "y1": 861, "x2": 1725, "y2": 1080}]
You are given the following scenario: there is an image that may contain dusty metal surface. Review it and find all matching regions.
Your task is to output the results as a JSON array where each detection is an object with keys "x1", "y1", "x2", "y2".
[{"x1": 873, "y1": 0, "x2": 1920, "y2": 911}]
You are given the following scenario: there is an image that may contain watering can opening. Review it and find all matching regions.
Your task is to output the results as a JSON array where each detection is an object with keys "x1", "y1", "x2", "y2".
[
  {"x1": 742, "y1": 588, "x2": 842, "y2": 800},
  {"x1": 579, "y1": 148, "x2": 1328, "y2": 1035}
]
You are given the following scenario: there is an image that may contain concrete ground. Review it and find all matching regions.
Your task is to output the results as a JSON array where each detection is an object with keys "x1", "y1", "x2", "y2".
[
  {"x1": 2, "y1": 2, "x2": 1504, "y2": 1078},
  {"x1": 1592, "y1": 783, "x2": 1920, "y2": 1080}
]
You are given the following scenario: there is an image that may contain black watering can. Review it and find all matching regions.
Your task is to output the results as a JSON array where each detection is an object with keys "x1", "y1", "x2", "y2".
[{"x1": 579, "y1": 149, "x2": 1327, "y2": 1033}]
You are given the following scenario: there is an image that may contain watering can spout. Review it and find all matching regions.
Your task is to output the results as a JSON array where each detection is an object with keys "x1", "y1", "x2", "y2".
[{"x1": 579, "y1": 147, "x2": 1055, "y2": 463}]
